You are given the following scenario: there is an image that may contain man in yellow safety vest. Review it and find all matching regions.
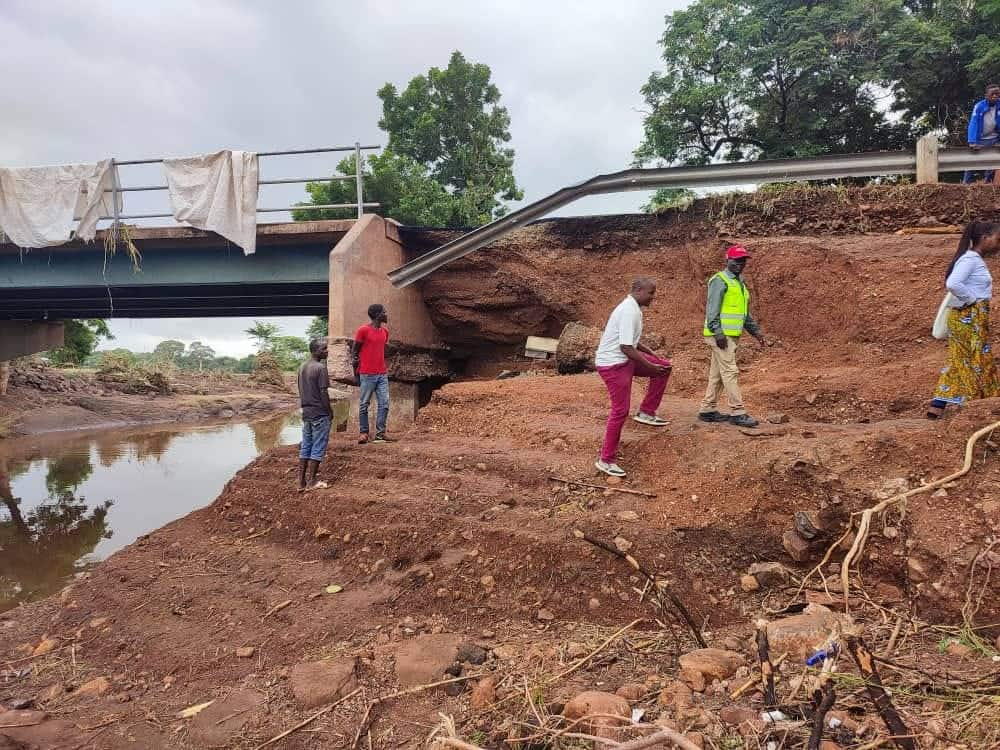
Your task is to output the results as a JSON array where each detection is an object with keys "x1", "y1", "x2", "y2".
[{"x1": 697, "y1": 245, "x2": 766, "y2": 428}]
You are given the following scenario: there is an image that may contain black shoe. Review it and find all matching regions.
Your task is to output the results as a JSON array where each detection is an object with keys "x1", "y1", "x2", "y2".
[
  {"x1": 729, "y1": 414, "x2": 759, "y2": 428},
  {"x1": 697, "y1": 411, "x2": 729, "y2": 423}
]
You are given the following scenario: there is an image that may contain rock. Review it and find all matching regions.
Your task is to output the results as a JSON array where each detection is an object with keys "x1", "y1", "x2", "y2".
[
  {"x1": 805, "y1": 392, "x2": 818, "y2": 405},
  {"x1": 444, "y1": 663, "x2": 463, "y2": 678},
  {"x1": 562, "y1": 691, "x2": 629, "y2": 736},
  {"x1": 606, "y1": 476, "x2": 623, "y2": 486},
  {"x1": 882, "y1": 526, "x2": 899, "y2": 539},
  {"x1": 88, "y1": 617, "x2": 110, "y2": 629},
  {"x1": 536, "y1": 608, "x2": 555, "y2": 622},
  {"x1": 658, "y1": 679, "x2": 694, "y2": 710},
  {"x1": 616, "y1": 510, "x2": 640, "y2": 522},
  {"x1": 394, "y1": 634, "x2": 463, "y2": 687},
  {"x1": 615, "y1": 683, "x2": 646, "y2": 701},
  {"x1": 740, "y1": 575, "x2": 760, "y2": 592},
  {"x1": 235, "y1": 646, "x2": 255, "y2": 659},
  {"x1": 475, "y1": 463, "x2": 487, "y2": 471},
  {"x1": 826, "y1": 710, "x2": 861, "y2": 733},
  {"x1": 907, "y1": 556, "x2": 928, "y2": 582},
  {"x1": 678, "y1": 648, "x2": 746, "y2": 682},
  {"x1": 37, "y1": 684, "x2": 64, "y2": 703},
  {"x1": 457, "y1": 643, "x2": 488, "y2": 665},
  {"x1": 720, "y1": 706, "x2": 757, "y2": 726},
  {"x1": 766, "y1": 604, "x2": 846, "y2": 660},
  {"x1": 555, "y1": 322, "x2": 602, "y2": 375},
  {"x1": 767, "y1": 412, "x2": 790, "y2": 424},
  {"x1": 0, "y1": 711, "x2": 47, "y2": 729},
  {"x1": 470, "y1": 677, "x2": 496, "y2": 709},
  {"x1": 680, "y1": 668, "x2": 706, "y2": 692},
  {"x1": 480, "y1": 575, "x2": 495, "y2": 590},
  {"x1": 291, "y1": 658, "x2": 358, "y2": 708},
  {"x1": 945, "y1": 641, "x2": 973, "y2": 658},
  {"x1": 31, "y1": 638, "x2": 57, "y2": 657},
  {"x1": 73, "y1": 677, "x2": 110, "y2": 698},
  {"x1": 588, "y1": 598, "x2": 600, "y2": 611},
  {"x1": 190, "y1": 689, "x2": 266, "y2": 747},
  {"x1": 748, "y1": 562, "x2": 789, "y2": 588},
  {"x1": 313, "y1": 526, "x2": 332, "y2": 540},
  {"x1": 685, "y1": 732, "x2": 705, "y2": 749},
  {"x1": 444, "y1": 679, "x2": 467, "y2": 697},
  {"x1": 614, "y1": 536, "x2": 633, "y2": 553},
  {"x1": 782, "y1": 530, "x2": 813, "y2": 562}
]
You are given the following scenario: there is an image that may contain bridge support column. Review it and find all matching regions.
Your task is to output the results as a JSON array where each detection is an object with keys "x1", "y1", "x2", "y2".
[
  {"x1": 327, "y1": 215, "x2": 450, "y2": 428},
  {"x1": 0, "y1": 321, "x2": 64, "y2": 361}
]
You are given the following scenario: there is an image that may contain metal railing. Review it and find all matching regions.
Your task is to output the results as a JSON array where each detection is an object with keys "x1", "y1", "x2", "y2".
[
  {"x1": 387, "y1": 145, "x2": 1000, "y2": 288},
  {"x1": 102, "y1": 143, "x2": 380, "y2": 225}
]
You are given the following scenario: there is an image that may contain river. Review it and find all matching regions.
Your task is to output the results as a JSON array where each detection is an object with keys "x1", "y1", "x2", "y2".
[{"x1": 0, "y1": 412, "x2": 302, "y2": 613}]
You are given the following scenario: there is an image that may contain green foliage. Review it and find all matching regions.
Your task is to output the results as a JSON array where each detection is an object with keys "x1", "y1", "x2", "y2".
[
  {"x1": 240, "y1": 321, "x2": 305, "y2": 371},
  {"x1": 244, "y1": 322, "x2": 279, "y2": 353},
  {"x1": 642, "y1": 188, "x2": 697, "y2": 213},
  {"x1": 152, "y1": 339, "x2": 185, "y2": 363},
  {"x1": 636, "y1": 0, "x2": 914, "y2": 166},
  {"x1": 183, "y1": 341, "x2": 216, "y2": 372},
  {"x1": 296, "y1": 51, "x2": 522, "y2": 227},
  {"x1": 882, "y1": 0, "x2": 1000, "y2": 143},
  {"x1": 305, "y1": 316, "x2": 329, "y2": 340},
  {"x1": 50, "y1": 320, "x2": 113, "y2": 366}
]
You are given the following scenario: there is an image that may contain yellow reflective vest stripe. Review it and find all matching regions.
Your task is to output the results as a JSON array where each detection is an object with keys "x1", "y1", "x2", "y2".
[{"x1": 703, "y1": 271, "x2": 749, "y2": 337}]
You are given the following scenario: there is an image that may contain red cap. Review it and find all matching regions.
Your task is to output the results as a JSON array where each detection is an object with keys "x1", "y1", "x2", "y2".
[{"x1": 726, "y1": 245, "x2": 750, "y2": 260}]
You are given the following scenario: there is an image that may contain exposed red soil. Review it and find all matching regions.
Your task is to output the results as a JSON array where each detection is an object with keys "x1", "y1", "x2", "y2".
[{"x1": 2, "y1": 184, "x2": 1000, "y2": 748}]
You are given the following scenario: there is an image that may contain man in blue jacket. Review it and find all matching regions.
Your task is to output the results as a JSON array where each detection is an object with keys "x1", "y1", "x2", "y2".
[{"x1": 963, "y1": 83, "x2": 1000, "y2": 184}]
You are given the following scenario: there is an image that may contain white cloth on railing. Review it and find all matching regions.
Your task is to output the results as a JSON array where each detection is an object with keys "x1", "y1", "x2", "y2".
[
  {"x1": 0, "y1": 160, "x2": 119, "y2": 248},
  {"x1": 163, "y1": 150, "x2": 259, "y2": 254}
]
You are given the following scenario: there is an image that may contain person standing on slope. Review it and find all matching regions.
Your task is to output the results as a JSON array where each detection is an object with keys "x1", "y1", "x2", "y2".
[
  {"x1": 697, "y1": 245, "x2": 766, "y2": 428},
  {"x1": 927, "y1": 220, "x2": 1000, "y2": 418},
  {"x1": 594, "y1": 278, "x2": 672, "y2": 478},
  {"x1": 352, "y1": 303, "x2": 393, "y2": 444},
  {"x1": 297, "y1": 337, "x2": 333, "y2": 491}
]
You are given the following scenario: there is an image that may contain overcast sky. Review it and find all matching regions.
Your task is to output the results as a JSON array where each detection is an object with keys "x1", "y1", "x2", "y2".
[{"x1": 1, "y1": 0, "x2": 686, "y2": 356}]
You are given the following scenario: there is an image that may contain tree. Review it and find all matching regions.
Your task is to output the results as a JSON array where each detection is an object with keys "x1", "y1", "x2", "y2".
[
  {"x1": 636, "y1": 0, "x2": 913, "y2": 166},
  {"x1": 245, "y1": 321, "x2": 279, "y2": 353},
  {"x1": 305, "y1": 316, "x2": 328, "y2": 340},
  {"x1": 269, "y1": 336, "x2": 308, "y2": 371},
  {"x1": 880, "y1": 0, "x2": 1000, "y2": 143},
  {"x1": 49, "y1": 320, "x2": 113, "y2": 365},
  {"x1": 152, "y1": 340, "x2": 185, "y2": 363},
  {"x1": 297, "y1": 51, "x2": 522, "y2": 227},
  {"x1": 642, "y1": 188, "x2": 696, "y2": 213},
  {"x1": 185, "y1": 341, "x2": 216, "y2": 372}
]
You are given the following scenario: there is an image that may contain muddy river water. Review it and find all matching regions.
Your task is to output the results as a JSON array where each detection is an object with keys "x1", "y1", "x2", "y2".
[{"x1": 0, "y1": 412, "x2": 301, "y2": 613}]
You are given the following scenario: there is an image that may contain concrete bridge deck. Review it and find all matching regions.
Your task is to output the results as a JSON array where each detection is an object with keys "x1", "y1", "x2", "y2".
[{"x1": 0, "y1": 220, "x2": 356, "y2": 320}]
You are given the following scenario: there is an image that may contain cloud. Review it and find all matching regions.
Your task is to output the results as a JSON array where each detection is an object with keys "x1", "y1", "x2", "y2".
[{"x1": 3, "y1": 0, "x2": 685, "y2": 346}]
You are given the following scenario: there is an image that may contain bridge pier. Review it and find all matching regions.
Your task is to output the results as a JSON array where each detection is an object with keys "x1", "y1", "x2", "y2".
[
  {"x1": 0, "y1": 321, "x2": 64, "y2": 361},
  {"x1": 327, "y1": 215, "x2": 450, "y2": 428}
]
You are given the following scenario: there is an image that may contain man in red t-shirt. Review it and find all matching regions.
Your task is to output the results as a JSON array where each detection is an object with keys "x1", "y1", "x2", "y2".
[{"x1": 351, "y1": 303, "x2": 392, "y2": 443}]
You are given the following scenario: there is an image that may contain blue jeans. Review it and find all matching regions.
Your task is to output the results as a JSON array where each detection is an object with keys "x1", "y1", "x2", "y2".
[
  {"x1": 300, "y1": 415, "x2": 332, "y2": 461},
  {"x1": 359, "y1": 374, "x2": 389, "y2": 436},
  {"x1": 963, "y1": 138, "x2": 997, "y2": 183}
]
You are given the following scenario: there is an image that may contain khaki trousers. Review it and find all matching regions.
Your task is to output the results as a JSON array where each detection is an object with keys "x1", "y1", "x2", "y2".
[{"x1": 698, "y1": 336, "x2": 745, "y2": 415}]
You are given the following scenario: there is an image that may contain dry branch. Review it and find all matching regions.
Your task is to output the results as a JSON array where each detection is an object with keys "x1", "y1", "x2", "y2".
[
  {"x1": 755, "y1": 622, "x2": 777, "y2": 709},
  {"x1": 550, "y1": 476, "x2": 657, "y2": 497},
  {"x1": 574, "y1": 529, "x2": 706, "y2": 647},
  {"x1": 807, "y1": 676, "x2": 836, "y2": 750},
  {"x1": 846, "y1": 636, "x2": 916, "y2": 750}
]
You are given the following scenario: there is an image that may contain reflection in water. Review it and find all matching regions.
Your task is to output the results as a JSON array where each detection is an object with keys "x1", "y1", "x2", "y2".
[{"x1": 0, "y1": 411, "x2": 300, "y2": 612}]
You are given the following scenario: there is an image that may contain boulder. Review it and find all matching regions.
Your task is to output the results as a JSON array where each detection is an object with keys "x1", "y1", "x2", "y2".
[
  {"x1": 765, "y1": 604, "x2": 846, "y2": 660},
  {"x1": 190, "y1": 690, "x2": 265, "y2": 747},
  {"x1": 615, "y1": 683, "x2": 646, "y2": 702},
  {"x1": 394, "y1": 634, "x2": 463, "y2": 687},
  {"x1": 748, "y1": 562, "x2": 790, "y2": 588},
  {"x1": 678, "y1": 648, "x2": 746, "y2": 683},
  {"x1": 291, "y1": 658, "x2": 358, "y2": 709},
  {"x1": 562, "y1": 691, "x2": 630, "y2": 737},
  {"x1": 470, "y1": 677, "x2": 496, "y2": 709},
  {"x1": 555, "y1": 322, "x2": 602, "y2": 374},
  {"x1": 657, "y1": 679, "x2": 693, "y2": 710},
  {"x1": 782, "y1": 530, "x2": 813, "y2": 562}
]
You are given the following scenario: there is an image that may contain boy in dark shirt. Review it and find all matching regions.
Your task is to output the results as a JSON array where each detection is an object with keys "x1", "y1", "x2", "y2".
[{"x1": 297, "y1": 338, "x2": 332, "y2": 490}]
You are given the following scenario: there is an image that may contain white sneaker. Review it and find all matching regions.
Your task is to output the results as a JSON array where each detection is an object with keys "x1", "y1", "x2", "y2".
[
  {"x1": 595, "y1": 460, "x2": 627, "y2": 477},
  {"x1": 633, "y1": 412, "x2": 669, "y2": 427}
]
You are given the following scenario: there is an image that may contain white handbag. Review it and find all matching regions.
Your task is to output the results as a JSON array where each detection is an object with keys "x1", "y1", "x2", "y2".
[{"x1": 932, "y1": 293, "x2": 956, "y2": 340}]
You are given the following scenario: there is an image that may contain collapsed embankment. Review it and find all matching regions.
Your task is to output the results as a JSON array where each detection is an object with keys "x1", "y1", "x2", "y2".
[
  {"x1": 0, "y1": 363, "x2": 295, "y2": 437},
  {"x1": 1, "y1": 183, "x2": 998, "y2": 749}
]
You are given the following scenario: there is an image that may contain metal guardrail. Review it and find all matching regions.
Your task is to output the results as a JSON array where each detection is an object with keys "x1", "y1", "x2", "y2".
[
  {"x1": 387, "y1": 146, "x2": 1000, "y2": 288},
  {"x1": 103, "y1": 143, "x2": 380, "y2": 224}
]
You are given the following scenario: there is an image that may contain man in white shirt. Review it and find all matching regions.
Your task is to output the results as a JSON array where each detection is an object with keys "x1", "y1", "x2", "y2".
[{"x1": 594, "y1": 278, "x2": 671, "y2": 478}]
